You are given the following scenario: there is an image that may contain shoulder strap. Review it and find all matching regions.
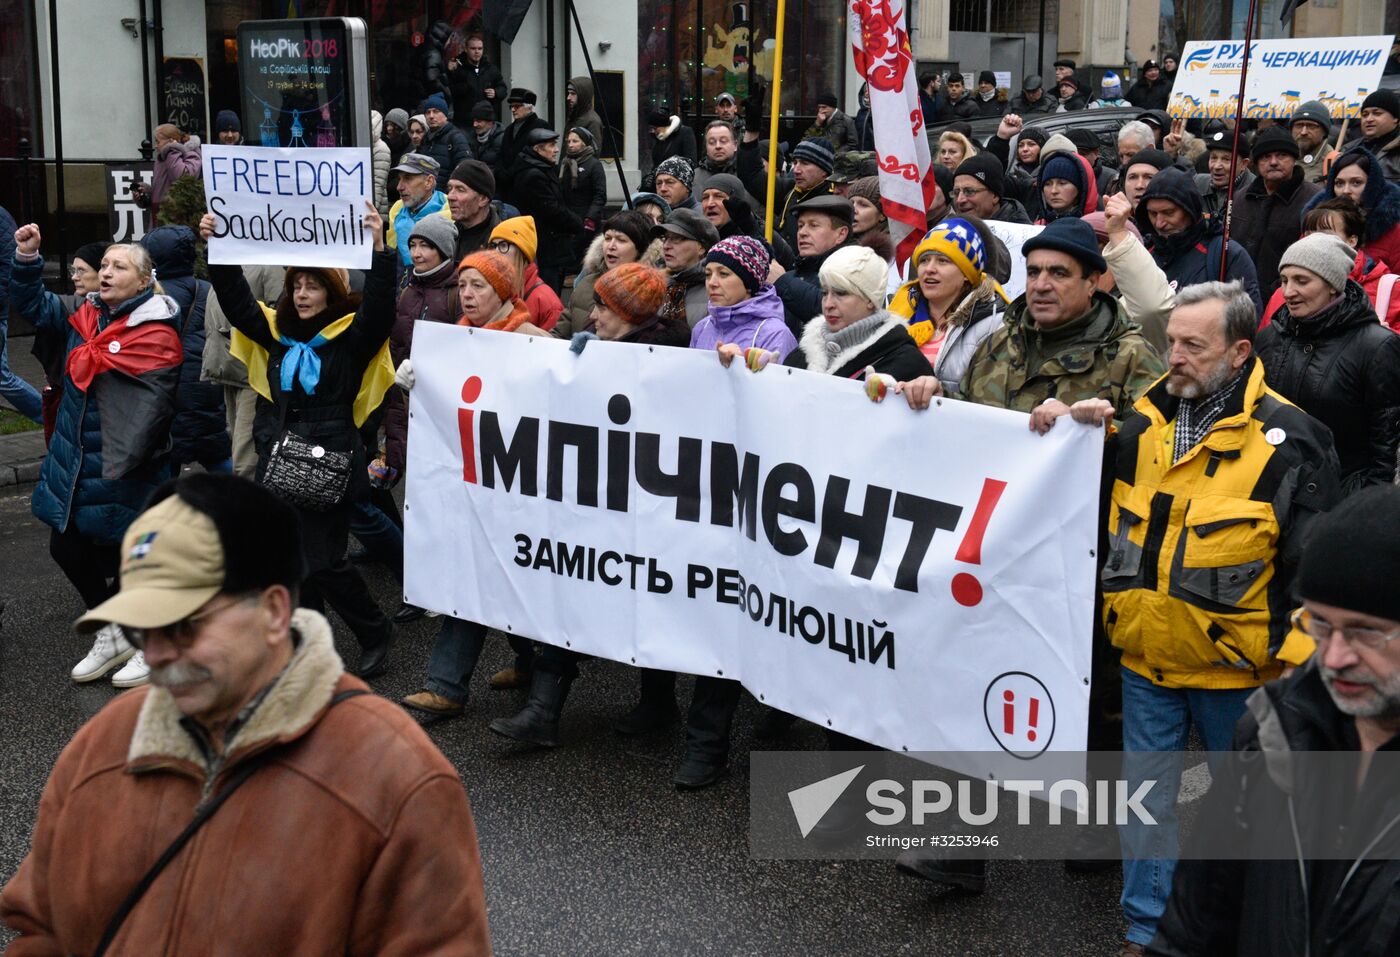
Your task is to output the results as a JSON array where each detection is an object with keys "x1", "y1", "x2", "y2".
[
  {"x1": 181, "y1": 280, "x2": 211, "y2": 336},
  {"x1": 1375, "y1": 273, "x2": 1398, "y2": 324},
  {"x1": 91, "y1": 688, "x2": 368, "y2": 957}
]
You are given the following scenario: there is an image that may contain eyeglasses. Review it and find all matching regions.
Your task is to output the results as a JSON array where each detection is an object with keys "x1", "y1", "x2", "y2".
[
  {"x1": 69, "y1": 266, "x2": 94, "y2": 279},
  {"x1": 950, "y1": 187, "x2": 986, "y2": 198},
  {"x1": 124, "y1": 593, "x2": 259, "y2": 652},
  {"x1": 1291, "y1": 607, "x2": 1400, "y2": 651},
  {"x1": 490, "y1": 240, "x2": 515, "y2": 255}
]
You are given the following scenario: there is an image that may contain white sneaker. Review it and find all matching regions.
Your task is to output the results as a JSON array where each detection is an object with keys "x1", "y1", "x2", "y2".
[
  {"x1": 111, "y1": 651, "x2": 151, "y2": 689},
  {"x1": 71, "y1": 624, "x2": 135, "y2": 682}
]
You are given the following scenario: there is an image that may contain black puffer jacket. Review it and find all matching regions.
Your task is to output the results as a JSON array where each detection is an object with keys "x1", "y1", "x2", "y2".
[
  {"x1": 1256, "y1": 279, "x2": 1400, "y2": 494},
  {"x1": 419, "y1": 121, "x2": 474, "y2": 176},
  {"x1": 1228, "y1": 166, "x2": 1321, "y2": 301},
  {"x1": 1150, "y1": 663, "x2": 1400, "y2": 957},
  {"x1": 141, "y1": 225, "x2": 230, "y2": 466}
]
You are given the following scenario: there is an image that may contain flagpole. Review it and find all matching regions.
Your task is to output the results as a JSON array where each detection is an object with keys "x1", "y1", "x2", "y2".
[
  {"x1": 1219, "y1": 0, "x2": 1260, "y2": 280},
  {"x1": 763, "y1": 0, "x2": 787, "y2": 243}
]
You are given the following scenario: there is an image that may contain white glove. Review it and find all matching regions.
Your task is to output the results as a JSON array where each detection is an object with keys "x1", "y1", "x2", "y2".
[{"x1": 394, "y1": 358, "x2": 415, "y2": 391}]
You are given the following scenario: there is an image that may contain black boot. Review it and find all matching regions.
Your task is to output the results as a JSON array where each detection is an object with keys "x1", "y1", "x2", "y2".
[
  {"x1": 488, "y1": 667, "x2": 574, "y2": 747},
  {"x1": 613, "y1": 669, "x2": 679, "y2": 735},
  {"x1": 674, "y1": 676, "x2": 741, "y2": 790},
  {"x1": 356, "y1": 626, "x2": 396, "y2": 680},
  {"x1": 753, "y1": 705, "x2": 798, "y2": 741}
]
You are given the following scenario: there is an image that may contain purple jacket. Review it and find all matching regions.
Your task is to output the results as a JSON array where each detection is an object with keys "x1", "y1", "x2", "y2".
[{"x1": 688, "y1": 286, "x2": 798, "y2": 356}]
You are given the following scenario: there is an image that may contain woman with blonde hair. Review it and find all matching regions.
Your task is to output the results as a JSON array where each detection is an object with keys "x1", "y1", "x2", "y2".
[
  {"x1": 937, "y1": 130, "x2": 976, "y2": 170},
  {"x1": 10, "y1": 225, "x2": 184, "y2": 687}
]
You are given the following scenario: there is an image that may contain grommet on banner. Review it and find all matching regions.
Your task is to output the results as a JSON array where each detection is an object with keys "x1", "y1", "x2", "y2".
[
  {"x1": 716, "y1": 669, "x2": 723, "y2": 676},
  {"x1": 566, "y1": 640, "x2": 571, "y2": 647},
  {"x1": 759, "y1": 693, "x2": 765, "y2": 701}
]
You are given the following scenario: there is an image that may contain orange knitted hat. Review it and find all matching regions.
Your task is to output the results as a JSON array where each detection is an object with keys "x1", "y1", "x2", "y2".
[
  {"x1": 594, "y1": 263, "x2": 668, "y2": 324},
  {"x1": 457, "y1": 250, "x2": 520, "y2": 302}
]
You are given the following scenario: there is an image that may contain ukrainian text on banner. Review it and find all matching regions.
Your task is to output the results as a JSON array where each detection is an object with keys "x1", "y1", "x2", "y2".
[
  {"x1": 1168, "y1": 36, "x2": 1392, "y2": 120},
  {"x1": 201, "y1": 144, "x2": 373, "y2": 268},
  {"x1": 403, "y1": 326, "x2": 1101, "y2": 771}
]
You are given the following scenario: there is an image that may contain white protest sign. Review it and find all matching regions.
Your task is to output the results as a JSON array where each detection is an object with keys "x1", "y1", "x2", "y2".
[
  {"x1": 1168, "y1": 36, "x2": 1392, "y2": 120},
  {"x1": 994, "y1": 71, "x2": 1011, "y2": 93},
  {"x1": 202, "y1": 144, "x2": 374, "y2": 268},
  {"x1": 404, "y1": 327, "x2": 1101, "y2": 773},
  {"x1": 983, "y1": 220, "x2": 1043, "y2": 303}
]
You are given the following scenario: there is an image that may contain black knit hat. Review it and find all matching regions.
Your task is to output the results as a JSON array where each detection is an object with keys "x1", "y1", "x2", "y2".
[
  {"x1": 1124, "y1": 147, "x2": 1174, "y2": 172},
  {"x1": 817, "y1": 91, "x2": 838, "y2": 108},
  {"x1": 450, "y1": 159, "x2": 496, "y2": 199},
  {"x1": 1362, "y1": 88, "x2": 1400, "y2": 120},
  {"x1": 646, "y1": 109, "x2": 670, "y2": 127},
  {"x1": 471, "y1": 102, "x2": 496, "y2": 121},
  {"x1": 954, "y1": 154, "x2": 1005, "y2": 198},
  {"x1": 1298, "y1": 485, "x2": 1400, "y2": 622},
  {"x1": 791, "y1": 137, "x2": 836, "y2": 174},
  {"x1": 978, "y1": 70, "x2": 997, "y2": 87},
  {"x1": 1022, "y1": 217, "x2": 1106, "y2": 274},
  {"x1": 1251, "y1": 125, "x2": 1301, "y2": 162},
  {"x1": 72, "y1": 240, "x2": 111, "y2": 272},
  {"x1": 932, "y1": 163, "x2": 954, "y2": 203}
]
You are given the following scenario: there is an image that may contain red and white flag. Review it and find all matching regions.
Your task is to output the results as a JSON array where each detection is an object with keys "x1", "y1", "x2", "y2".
[{"x1": 849, "y1": 0, "x2": 937, "y2": 269}]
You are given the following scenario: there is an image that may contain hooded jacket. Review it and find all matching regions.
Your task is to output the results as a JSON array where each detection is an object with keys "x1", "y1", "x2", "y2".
[
  {"x1": 12, "y1": 256, "x2": 182, "y2": 542},
  {"x1": 1229, "y1": 165, "x2": 1322, "y2": 301},
  {"x1": 1261, "y1": 247, "x2": 1400, "y2": 333},
  {"x1": 689, "y1": 286, "x2": 799, "y2": 356},
  {"x1": 1035, "y1": 134, "x2": 1101, "y2": 223},
  {"x1": 209, "y1": 253, "x2": 397, "y2": 510},
  {"x1": 1135, "y1": 167, "x2": 1263, "y2": 315},
  {"x1": 566, "y1": 76, "x2": 604, "y2": 151},
  {"x1": 0, "y1": 610, "x2": 491, "y2": 957},
  {"x1": 1101, "y1": 357, "x2": 1339, "y2": 690},
  {"x1": 785, "y1": 310, "x2": 932, "y2": 381},
  {"x1": 1151, "y1": 663, "x2": 1400, "y2": 956},
  {"x1": 142, "y1": 225, "x2": 230, "y2": 467},
  {"x1": 560, "y1": 142, "x2": 607, "y2": 228},
  {"x1": 1256, "y1": 279, "x2": 1400, "y2": 494},
  {"x1": 370, "y1": 110, "x2": 392, "y2": 216},
  {"x1": 561, "y1": 232, "x2": 666, "y2": 335},
  {"x1": 1302, "y1": 145, "x2": 1400, "y2": 274},
  {"x1": 957, "y1": 290, "x2": 1165, "y2": 413}
]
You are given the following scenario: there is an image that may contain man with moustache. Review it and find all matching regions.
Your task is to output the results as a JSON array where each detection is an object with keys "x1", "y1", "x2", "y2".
[
  {"x1": 1048, "y1": 280, "x2": 1340, "y2": 955},
  {"x1": 0, "y1": 474, "x2": 491, "y2": 956},
  {"x1": 1151, "y1": 484, "x2": 1400, "y2": 956}
]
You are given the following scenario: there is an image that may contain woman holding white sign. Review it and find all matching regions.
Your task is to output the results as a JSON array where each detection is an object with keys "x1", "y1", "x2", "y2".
[{"x1": 198, "y1": 204, "x2": 399, "y2": 680}]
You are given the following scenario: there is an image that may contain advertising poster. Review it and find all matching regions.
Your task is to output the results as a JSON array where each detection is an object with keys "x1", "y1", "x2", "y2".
[{"x1": 238, "y1": 19, "x2": 356, "y2": 148}]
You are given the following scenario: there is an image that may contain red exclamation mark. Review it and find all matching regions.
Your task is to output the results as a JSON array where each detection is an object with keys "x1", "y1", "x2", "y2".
[
  {"x1": 1026, "y1": 697, "x2": 1040, "y2": 743},
  {"x1": 1003, "y1": 689, "x2": 1015, "y2": 735},
  {"x1": 951, "y1": 478, "x2": 1007, "y2": 607},
  {"x1": 458, "y1": 376, "x2": 483, "y2": 484}
]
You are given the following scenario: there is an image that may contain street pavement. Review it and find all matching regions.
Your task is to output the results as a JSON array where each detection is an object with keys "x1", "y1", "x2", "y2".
[{"x1": 0, "y1": 484, "x2": 1127, "y2": 955}]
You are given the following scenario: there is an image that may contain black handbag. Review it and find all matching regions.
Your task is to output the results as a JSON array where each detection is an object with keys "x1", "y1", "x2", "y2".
[{"x1": 260, "y1": 399, "x2": 353, "y2": 512}]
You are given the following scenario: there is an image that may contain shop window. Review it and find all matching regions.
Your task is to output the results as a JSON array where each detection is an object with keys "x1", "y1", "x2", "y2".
[{"x1": 0, "y1": 0, "x2": 41, "y2": 157}]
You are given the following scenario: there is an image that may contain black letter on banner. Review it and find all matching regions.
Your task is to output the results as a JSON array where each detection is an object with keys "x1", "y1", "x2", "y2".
[
  {"x1": 635, "y1": 433, "x2": 703, "y2": 521},
  {"x1": 546, "y1": 422, "x2": 600, "y2": 506},
  {"x1": 558, "y1": 542, "x2": 585, "y2": 579},
  {"x1": 607, "y1": 395, "x2": 631, "y2": 512},
  {"x1": 815, "y1": 477, "x2": 893, "y2": 579},
  {"x1": 716, "y1": 568, "x2": 743, "y2": 605},
  {"x1": 513, "y1": 534, "x2": 532, "y2": 567},
  {"x1": 687, "y1": 564, "x2": 714, "y2": 598},
  {"x1": 599, "y1": 551, "x2": 623, "y2": 586},
  {"x1": 710, "y1": 443, "x2": 759, "y2": 539},
  {"x1": 869, "y1": 627, "x2": 896, "y2": 669},
  {"x1": 480, "y1": 413, "x2": 539, "y2": 496},
  {"x1": 648, "y1": 560, "x2": 673, "y2": 594},
  {"x1": 761, "y1": 463, "x2": 815, "y2": 556},
  {"x1": 891, "y1": 493, "x2": 963, "y2": 592}
]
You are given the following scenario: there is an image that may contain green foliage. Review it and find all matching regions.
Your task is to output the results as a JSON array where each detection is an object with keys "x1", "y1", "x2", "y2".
[{"x1": 156, "y1": 175, "x2": 209, "y2": 279}]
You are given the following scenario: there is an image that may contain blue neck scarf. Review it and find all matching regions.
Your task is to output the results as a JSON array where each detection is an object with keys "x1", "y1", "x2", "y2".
[{"x1": 278, "y1": 332, "x2": 330, "y2": 395}]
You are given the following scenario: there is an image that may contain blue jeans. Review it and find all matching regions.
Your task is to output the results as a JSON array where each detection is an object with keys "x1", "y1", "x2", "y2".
[
  {"x1": 424, "y1": 617, "x2": 536, "y2": 704},
  {"x1": 350, "y1": 499, "x2": 404, "y2": 583},
  {"x1": 0, "y1": 320, "x2": 42, "y2": 423},
  {"x1": 1119, "y1": 667, "x2": 1254, "y2": 945}
]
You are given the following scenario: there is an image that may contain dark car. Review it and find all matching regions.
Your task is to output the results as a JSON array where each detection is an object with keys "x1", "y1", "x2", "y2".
[{"x1": 928, "y1": 107, "x2": 1143, "y2": 170}]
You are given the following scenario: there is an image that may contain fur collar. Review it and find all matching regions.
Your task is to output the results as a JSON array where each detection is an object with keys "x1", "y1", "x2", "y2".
[
  {"x1": 657, "y1": 115, "x2": 681, "y2": 141},
  {"x1": 580, "y1": 233, "x2": 667, "y2": 276},
  {"x1": 127, "y1": 609, "x2": 344, "y2": 772},
  {"x1": 797, "y1": 310, "x2": 905, "y2": 374}
]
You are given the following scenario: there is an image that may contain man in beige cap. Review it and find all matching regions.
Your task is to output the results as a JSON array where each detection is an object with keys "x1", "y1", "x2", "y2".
[{"x1": 1, "y1": 473, "x2": 491, "y2": 956}]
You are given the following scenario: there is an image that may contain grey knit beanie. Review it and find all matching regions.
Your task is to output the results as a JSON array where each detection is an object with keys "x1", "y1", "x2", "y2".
[
  {"x1": 1278, "y1": 233, "x2": 1355, "y2": 294},
  {"x1": 385, "y1": 108, "x2": 410, "y2": 132},
  {"x1": 409, "y1": 215, "x2": 459, "y2": 264}
]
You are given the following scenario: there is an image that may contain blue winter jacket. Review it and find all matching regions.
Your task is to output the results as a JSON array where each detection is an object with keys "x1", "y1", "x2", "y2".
[
  {"x1": 10, "y1": 255, "x2": 181, "y2": 541},
  {"x1": 141, "y1": 225, "x2": 230, "y2": 466}
]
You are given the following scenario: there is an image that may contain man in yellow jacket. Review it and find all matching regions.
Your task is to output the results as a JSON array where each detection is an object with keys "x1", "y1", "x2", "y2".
[{"x1": 1050, "y1": 279, "x2": 1340, "y2": 955}]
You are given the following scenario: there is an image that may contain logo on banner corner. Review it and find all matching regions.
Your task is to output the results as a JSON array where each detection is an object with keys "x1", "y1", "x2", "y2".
[{"x1": 983, "y1": 671, "x2": 1055, "y2": 759}]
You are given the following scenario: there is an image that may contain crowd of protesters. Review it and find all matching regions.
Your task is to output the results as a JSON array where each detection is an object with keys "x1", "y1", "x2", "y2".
[{"x1": 6, "y1": 23, "x2": 1400, "y2": 955}]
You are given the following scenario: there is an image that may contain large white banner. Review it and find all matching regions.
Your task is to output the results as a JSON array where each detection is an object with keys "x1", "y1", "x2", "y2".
[
  {"x1": 202, "y1": 144, "x2": 373, "y2": 268},
  {"x1": 1168, "y1": 36, "x2": 1392, "y2": 120},
  {"x1": 404, "y1": 327, "x2": 1101, "y2": 768}
]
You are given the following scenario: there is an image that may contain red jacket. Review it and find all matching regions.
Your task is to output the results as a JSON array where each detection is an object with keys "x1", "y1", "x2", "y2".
[
  {"x1": 1260, "y1": 249, "x2": 1400, "y2": 332},
  {"x1": 521, "y1": 262, "x2": 562, "y2": 331}
]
